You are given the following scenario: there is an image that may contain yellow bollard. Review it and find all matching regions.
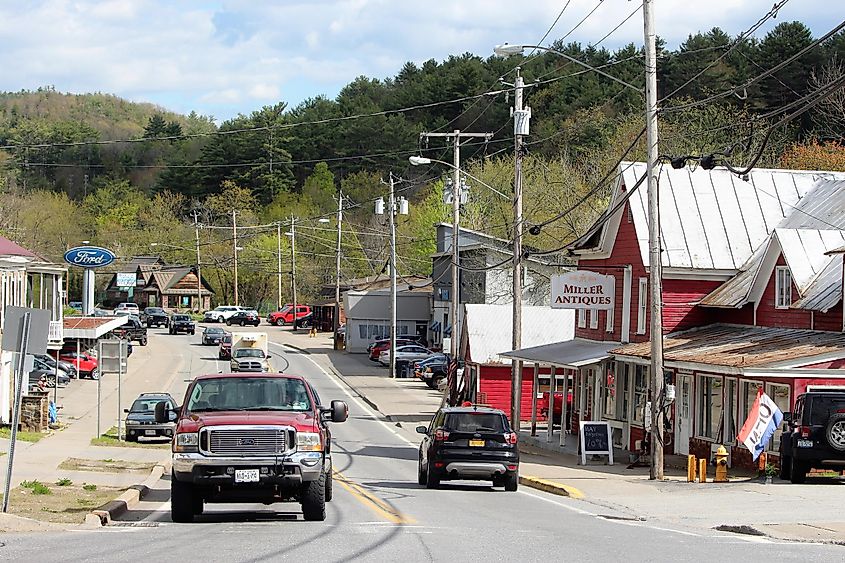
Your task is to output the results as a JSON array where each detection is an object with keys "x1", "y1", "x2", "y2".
[
  {"x1": 699, "y1": 458, "x2": 707, "y2": 483},
  {"x1": 687, "y1": 455, "x2": 697, "y2": 482}
]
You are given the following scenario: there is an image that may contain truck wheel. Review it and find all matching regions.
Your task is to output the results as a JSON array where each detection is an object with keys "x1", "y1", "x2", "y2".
[
  {"x1": 190, "y1": 330, "x2": 195, "y2": 335},
  {"x1": 275, "y1": 318, "x2": 284, "y2": 326},
  {"x1": 504, "y1": 473, "x2": 519, "y2": 492},
  {"x1": 171, "y1": 476, "x2": 196, "y2": 523},
  {"x1": 790, "y1": 458, "x2": 807, "y2": 484},
  {"x1": 325, "y1": 470, "x2": 333, "y2": 502},
  {"x1": 779, "y1": 455, "x2": 791, "y2": 480},
  {"x1": 301, "y1": 472, "x2": 327, "y2": 521},
  {"x1": 140, "y1": 336, "x2": 147, "y2": 346}
]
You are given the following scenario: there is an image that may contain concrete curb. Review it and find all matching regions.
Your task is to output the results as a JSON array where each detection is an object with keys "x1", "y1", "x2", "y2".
[
  {"x1": 519, "y1": 475, "x2": 585, "y2": 499},
  {"x1": 85, "y1": 463, "x2": 166, "y2": 527}
]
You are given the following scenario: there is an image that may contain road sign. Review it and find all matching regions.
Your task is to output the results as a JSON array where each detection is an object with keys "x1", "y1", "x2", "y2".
[
  {"x1": 1, "y1": 306, "x2": 50, "y2": 354},
  {"x1": 99, "y1": 339, "x2": 128, "y2": 374}
]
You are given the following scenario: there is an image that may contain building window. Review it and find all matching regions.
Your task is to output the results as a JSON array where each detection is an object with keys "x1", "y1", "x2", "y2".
[
  {"x1": 697, "y1": 375, "x2": 723, "y2": 440},
  {"x1": 775, "y1": 266, "x2": 792, "y2": 309},
  {"x1": 605, "y1": 303, "x2": 614, "y2": 333},
  {"x1": 589, "y1": 309, "x2": 599, "y2": 329},
  {"x1": 617, "y1": 363, "x2": 630, "y2": 421},
  {"x1": 636, "y1": 278, "x2": 648, "y2": 334},
  {"x1": 577, "y1": 308, "x2": 586, "y2": 328},
  {"x1": 632, "y1": 365, "x2": 648, "y2": 423},
  {"x1": 603, "y1": 363, "x2": 617, "y2": 418},
  {"x1": 440, "y1": 288, "x2": 450, "y2": 301},
  {"x1": 724, "y1": 378, "x2": 737, "y2": 443}
]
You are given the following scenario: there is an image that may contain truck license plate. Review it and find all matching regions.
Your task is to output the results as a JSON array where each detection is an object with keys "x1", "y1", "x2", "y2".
[
  {"x1": 235, "y1": 469, "x2": 260, "y2": 483},
  {"x1": 797, "y1": 439, "x2": 813, "y2": 448}
]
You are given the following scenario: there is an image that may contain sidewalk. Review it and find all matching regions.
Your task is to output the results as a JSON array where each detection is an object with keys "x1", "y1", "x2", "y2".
[{"x1": 274, "y1": 328, "x2": 845, "y2": 544}]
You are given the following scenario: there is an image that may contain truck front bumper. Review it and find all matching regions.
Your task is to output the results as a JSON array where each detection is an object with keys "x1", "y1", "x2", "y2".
[{"x1": 172, "y1": 452, "x2": 324, "y2": 486}]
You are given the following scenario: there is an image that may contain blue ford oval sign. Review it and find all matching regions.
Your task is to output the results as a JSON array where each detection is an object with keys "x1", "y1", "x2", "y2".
[{"x1": 64, "y1": 246, "x2": 116, "y2": 269}]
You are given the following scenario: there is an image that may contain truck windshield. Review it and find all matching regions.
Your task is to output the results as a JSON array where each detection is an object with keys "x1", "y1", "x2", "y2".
[
  {"x1": 234, "y1": 349, "x2": 265, "y2": 358},
  {"x1": 187, "y1": 377, "x2": 311, "y2": 412}
]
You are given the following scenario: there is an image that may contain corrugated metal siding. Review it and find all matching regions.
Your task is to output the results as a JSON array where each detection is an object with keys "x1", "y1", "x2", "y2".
[{"x1": 478, "y1": 365, "x2": 537, "y2": 421}]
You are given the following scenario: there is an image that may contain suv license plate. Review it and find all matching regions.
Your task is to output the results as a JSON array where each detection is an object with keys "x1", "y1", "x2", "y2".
[
  {"x1": 144, "y1": 429, "x2": 156, "y2": 436},
  {"x1": 797, "y1": 439, "x2": 813, "y2": 448},
  {"x1": 469, "y1": 439, "x2": 485, "y2": 447},
  {"x1": 235, "y1": 469, "x2": 260, "y2": 483}
]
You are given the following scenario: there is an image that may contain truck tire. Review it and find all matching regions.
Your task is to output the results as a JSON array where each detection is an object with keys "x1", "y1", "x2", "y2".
[
  {"x1": 790, "y1": 457, "x2": 807, "y2": 484},
  {"x1": 301, "y1": 472, "x2": 327, "y2": 521},
  {"x1": 325, "y1": 470, "x2": 333, "y2": 502},
  {"x1": 171, "y1": 476, "x2": 196, "y2": 523},
  {"x1": 825, "y1": 413, "x2": 845, "y2": 451},
  {"x1": 140, "y1": 336, "x2": 148, "y2": 346}
]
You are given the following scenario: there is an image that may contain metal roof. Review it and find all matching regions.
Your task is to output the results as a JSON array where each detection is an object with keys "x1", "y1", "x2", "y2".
[
  {"x1": 792, "y1": 257, "x2": 841, "y2": 312},
  {"x1": 611, "y1": 324, "x2": 845, "y2": 369},
  {"x1": 63, "y1": 316, "x2": 128, "y2": 339},
  {"x1": 621, "y1": 163, "x2": 845, "y2": 270},
  {"x1": 500, "y1": 339, "x2": 618, "y2": 368},
  {"x1": 464, "y1": 304, "x2": 574, "y2": 365}
]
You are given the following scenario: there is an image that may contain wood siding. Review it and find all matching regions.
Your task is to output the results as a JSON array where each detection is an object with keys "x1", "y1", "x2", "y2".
[
  {"x1": 756, "y1": 256, "x2": 811, "y2": 329},
  {"x1": 662, "y1": 279, "x2": 722, "y2": 332},
  {"x1": 477, "y1": 364, "x2": 537, "y2": 421}
]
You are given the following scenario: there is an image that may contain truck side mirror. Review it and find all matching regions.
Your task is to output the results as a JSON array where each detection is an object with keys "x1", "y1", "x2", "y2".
[
  {"x1": 154, "y1": 401, "x2": 168, "y2": 423},
  {"x1": 330, "y1": 400, "x2": 348, "y2": 423}
]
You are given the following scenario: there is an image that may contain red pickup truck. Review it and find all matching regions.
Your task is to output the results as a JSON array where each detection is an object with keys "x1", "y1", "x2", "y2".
[
  {"x1": 267, "y1": 304, "x2": 311, "y2": 326},
  {"x1": 156, "y1": 372, "x2": 348, "y2": 522}
]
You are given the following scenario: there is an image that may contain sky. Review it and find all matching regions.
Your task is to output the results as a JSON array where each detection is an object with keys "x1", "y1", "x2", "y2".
[{"x1": 0, "y1": 0, "x2": 841, "y2": 123}]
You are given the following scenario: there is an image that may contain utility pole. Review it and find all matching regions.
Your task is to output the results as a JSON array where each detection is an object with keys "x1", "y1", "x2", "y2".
[
  {"x1": 388, "y1": 175, "x2": 397, "y2": 378},
  {"x1": 289, "y1": 215, "x2": 297, "y2": 318},
  {"x1": 509, "y1": 68, "x2": 530, "y2": 430},
  {"x1": 419, "y1": 129, "x2": 492, "y2": 405},
  {"x1": 232, "y1": 210, "x2": 239, "y2": 306},
  {"x1": 276, "y1": 222, "x2": 283, "y2": 311},
  {"x1": 334, "y1": 191, "x2": 343, "y2": 349},
  {"x1": 643, "y1": 0, "x2": 665, "y2": 480},
  {"x1": 193, "y1": 210, "x2": 202, "y2": 312}
]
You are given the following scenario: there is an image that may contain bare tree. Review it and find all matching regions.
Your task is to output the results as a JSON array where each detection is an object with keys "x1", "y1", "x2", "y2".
[{"x1": 811, "y1": 58, "x2": 845, "y2": 138}]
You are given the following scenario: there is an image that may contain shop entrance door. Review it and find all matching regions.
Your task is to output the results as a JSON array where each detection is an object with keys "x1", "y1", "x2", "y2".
[{"x1": 675, "y1": 374, "x2": 692, "y2": 455}]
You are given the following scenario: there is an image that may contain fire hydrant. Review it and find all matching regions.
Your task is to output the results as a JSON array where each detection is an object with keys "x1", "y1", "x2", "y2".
[{"x1": 714, "y1": 445, "x2": 729, "y2": 482}]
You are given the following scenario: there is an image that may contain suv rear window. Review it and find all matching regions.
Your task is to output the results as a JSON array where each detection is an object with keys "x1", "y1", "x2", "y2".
[
  {"x1": 810, "y1": 395, "x2": 845, "y2": 424},
  {"x1": 445, "y1": 413, "x2": 507, "y2": 433}
]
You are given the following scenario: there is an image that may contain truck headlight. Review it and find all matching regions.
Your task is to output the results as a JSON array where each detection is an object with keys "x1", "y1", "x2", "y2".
[
  {"x1": 174, "y1": 432, "x2": 199, "y2": 453},
  {"x1": 296, "y1": 432, "x2": 322, "y2": 452}
]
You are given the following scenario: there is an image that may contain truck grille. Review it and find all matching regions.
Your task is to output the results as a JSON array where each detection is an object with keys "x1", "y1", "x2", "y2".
[
  {"x1": 202, "y1": 426, "x2": 292, "y2": 456},
  {"x1": 238, "y1": 361, "x2": 264, "y2": 371}
]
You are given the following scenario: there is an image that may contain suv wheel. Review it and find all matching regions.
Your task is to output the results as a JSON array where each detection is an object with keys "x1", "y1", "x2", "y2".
[
  {"x1": 825, "y1": 413, "x2": 845, "y2": 452},
  {"x1": 790, "y1": 457, "x2": 807, "y2": 484},
  {"x1": 504, "y1": 473, "x2": 518, "y2": 492},
  {"x1": 275, "y1": 318, "x2": 285, "y2": 326},
  {"x1": 90, "y1": 368, "x2": 99, "y2": 380},
  {"x1": 171, "y1": 476, "x2": 197, "y2": 523},
  {"x1": 140, "y1": 336, "x2": 148, "y2": 346},
  {"x1": 417, "y1": 459, "x2": 427, "y2": 486},
  {"x1": 425, "y1": 464, "x2": 440, "y2": 489},
  {"x1": 301, "y1": 472, "x2": 327, "y2": 521}
]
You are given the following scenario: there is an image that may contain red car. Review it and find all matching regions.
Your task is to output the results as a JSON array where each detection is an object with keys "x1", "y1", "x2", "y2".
[
  {"x1": 367, "y1": 338, "x2": 420, "y2": 362},
  {"x1": 267, "y1": 304, "x2": 311, "y2": 326},
  {"x1": 53, "y1": 350, "x2": 99, "y2": 379}
]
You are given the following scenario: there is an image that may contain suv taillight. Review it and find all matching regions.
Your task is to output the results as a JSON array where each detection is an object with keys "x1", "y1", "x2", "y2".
[
  {"x1": 800, "y1": 425, "x2": 811, "y2": 438},
  {"x1": 434, "y1": 429, "x2": 450, "y2": 441},
  {"x1": 505, "y1": 432, "x2": 518, "y2": 445}
]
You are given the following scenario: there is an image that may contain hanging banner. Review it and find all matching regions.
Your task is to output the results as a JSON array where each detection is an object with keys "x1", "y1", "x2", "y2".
[{"x1": 551, "y1": 271, "x2": 615, "y2": 310}]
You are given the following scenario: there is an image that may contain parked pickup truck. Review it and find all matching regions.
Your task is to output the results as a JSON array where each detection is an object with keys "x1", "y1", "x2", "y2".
[
  {"x1": 156, "y1": 372, "x2": 348, "y2": 522},
  {"x1": 141, "y1": 307, "x2": 170, "y2": 328},
  {"x1": 113, "y1": 317, "x2": 148, "y2": 346},
  {"x1": 169, "y1": 314, "x2": 196, "y2": 335}
]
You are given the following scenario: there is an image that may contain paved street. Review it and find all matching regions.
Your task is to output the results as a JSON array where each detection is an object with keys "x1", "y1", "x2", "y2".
[{"x1": 1, "y1": 327, "x2": 843, "y2": 561}]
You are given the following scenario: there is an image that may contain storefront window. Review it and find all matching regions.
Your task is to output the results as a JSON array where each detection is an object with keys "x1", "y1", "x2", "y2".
[
  {"x1": 633, "y1": 365, "x2": 648, "y2": 423},
  {"x1": 724, "y1": 378, "x2": 737, "y2": 443},
  {"x1": 603, "y1": 363, "x2": 616, "y2": 418},
  {"x1": 697, "y1": 375, "x2": 723, "y2": 440},
  {"x1": 766, "y1": 383, "x2": 790, "y2": 451},
  {"x1": 618, "y1": 363, "x2": 630, "y2": 421},
  {"x1": 740, "y1": 381, "x2": 763, "y2": 426}
]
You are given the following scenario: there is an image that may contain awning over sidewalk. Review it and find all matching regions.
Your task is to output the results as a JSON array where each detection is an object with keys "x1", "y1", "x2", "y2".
[
  {"x1": 500, "y1": 339, "x2": 618, "y2": 368},
  {"x1": 63, "y1": 316, "x2": 128, "y2": 340}
]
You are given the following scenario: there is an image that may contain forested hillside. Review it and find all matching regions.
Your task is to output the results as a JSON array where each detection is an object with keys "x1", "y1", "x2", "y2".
[{"x1": 1, "y1": 22, "x2": 844, "y2": 308}]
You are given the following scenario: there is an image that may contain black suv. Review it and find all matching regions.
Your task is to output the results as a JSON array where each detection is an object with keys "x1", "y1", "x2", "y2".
[
  {"x1": 141, "y1": 307, "x2": 170, "y2": 328},
  {"x1": 416, "y1": 406, "x2": 519, "y2": 491},
  {"x1": 169, "y1": 314, "x2": 196, "y2": 335},
  {"x1": 780, "y1": 390, "x2": 845, "y2": 483}
]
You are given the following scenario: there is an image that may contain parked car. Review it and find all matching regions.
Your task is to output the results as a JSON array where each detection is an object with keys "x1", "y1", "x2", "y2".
[
  {"x1": 779, "y1": 390, "x2": 845, "y2": 483},
  {"x1": 169, "y1": 314, "x2": 196, "y2": 335},
  {"x1": 114, "y1": 302, "x2": 140, "y2": 315},
  {"x1": 201, "y1": 326, "x2": 226, "y2": 346},
  {"x1": 378, "y1": 344, "x2": 434, "y2": 366},
  {"x1": 53, "y1": 349, "x2": 99, "y2": 379},
  {"x1": 29, "y1": 357, "x2": 71, "y2": 389},
  {"x1": 91, "y1": 308, "x2": 112, "y2": 317},
  {"x1": 124, "y1": 392, "x2": 177, "y2": 442},
  {"x1": 36, "y1": 353, "x2": 77, "y2": 379},
  {"x1": 267, "y1": 304, "x2": 311, "y2": 326},
  {"x1": 112, "y1": 317, "x2": 148, "y2": 345},
  {"x1": 226, "y1": 310, "x2": 261, "y2": 327},
  {"x1": 368, "y1": 338, "x2": 420, "y2": 362},
  {"x1": 293, "y1": 312, "x2": 314, "y2": 329},
  {"x1": 141, "y1": 307, "x2": 170, "y2": 328},
  {"x1": 68, "y1": 301, "x2": 83, "y2": 314},
  {"x1": 413, "y1": 353, "x2": 448, "y2": 389},
  {"x1": 417, "y1": 405, "x2": 519, "y2": 490},
  {"x1": 218, "y1": 332, "x2": 233, "y2": 359},
  {"x1": 203, "y1": 305, "x2": 245, "y2": 323}
]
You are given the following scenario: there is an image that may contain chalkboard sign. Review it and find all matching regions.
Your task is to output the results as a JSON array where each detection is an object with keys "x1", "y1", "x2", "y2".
[{"x1": 579, "y1": 421, "x2": 614, "y2": 465}]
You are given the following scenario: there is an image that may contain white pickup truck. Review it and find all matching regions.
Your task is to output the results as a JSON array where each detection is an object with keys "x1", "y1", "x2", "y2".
[{"x1": 229, "y1": 332, "x2": 271, "y2": 372}]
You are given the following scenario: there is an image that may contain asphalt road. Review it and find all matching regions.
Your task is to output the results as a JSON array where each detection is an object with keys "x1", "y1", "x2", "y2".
[{"x1": 2, "y1": 326, "x2": 844, "y2": 562}]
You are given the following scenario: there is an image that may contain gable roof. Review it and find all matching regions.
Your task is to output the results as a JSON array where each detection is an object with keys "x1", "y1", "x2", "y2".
[
  {"x1": 0, "y1": 235, "x2": 39, "y2": 259},
  {"x1": 463, "y1": 304, "x2": 574, "y2": 365},
  {"x1": 572, "y1": 162, "x2": 845, "y2": 272}
]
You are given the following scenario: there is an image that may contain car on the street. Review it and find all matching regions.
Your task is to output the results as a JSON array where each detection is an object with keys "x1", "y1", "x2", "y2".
[
  {"x1": 124, "y1": 392, "x2": 177, "y2": 442},
  {"x1": 267, "y1": 304, "x2": 311, "y2": 326},
  {"x1": 229, "y1": 347, "x2": 271, "y2": 372},
  {"x1": 368, "y1": 338, "x2": 420, "y2": 362},
  {"x1": 218, "y1": 333, "x2": 233, "y2": 359},
  {"x1": 112, "y1": 316, "x2": 148, "y2": 345},
  {"x1": 169, "y1": 314, "x2": 196, "y2": 335},
  {"x1": 378, "y1": 344, "x2": 434, "y2": 366},
  {"x1": 156, "y1": 372, "x2": 349, "y2": 522},
  {"x1": 54, "y1": 349, "x2": 99, "y2": 379},
  {"x1": 779, "y1": 390, "x2": 845, "y2": 483},
  {"x1": 36, "y1": 353, "x2": 78, "y2": 379},
  {"x1": 201, "y1": 326, "x2": 226, "y2": 346},
  {"x1": 203, "y1": 305, "x2": 245, "y2": 323},
  {"x1": 417, "y1": 405, "x2": 519, "y2": 490},
  {"x1": 226, "y1": 310, "x2": 261, "y2": 327},
  {"x1": 141, "y1": 307, "x2": 170, "y2": 328},
  {"x1": 114, "y1": 302, "x2": 140, "y2": 315}
]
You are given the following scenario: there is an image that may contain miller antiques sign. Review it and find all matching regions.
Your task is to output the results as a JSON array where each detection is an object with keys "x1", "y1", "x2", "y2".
[{"x1": 551, "y1": 271, "x2": 615, "y2": 310}]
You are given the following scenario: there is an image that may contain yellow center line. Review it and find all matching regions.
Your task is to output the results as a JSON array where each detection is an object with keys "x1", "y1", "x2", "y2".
[{"x1": 333, "y1": 470, "x2": 416, "y2": 525}]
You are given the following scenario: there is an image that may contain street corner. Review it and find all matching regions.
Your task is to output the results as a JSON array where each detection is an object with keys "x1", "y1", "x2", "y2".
[{"x1": 519, "y1": 475, "x2": 585, "y2": 499}]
